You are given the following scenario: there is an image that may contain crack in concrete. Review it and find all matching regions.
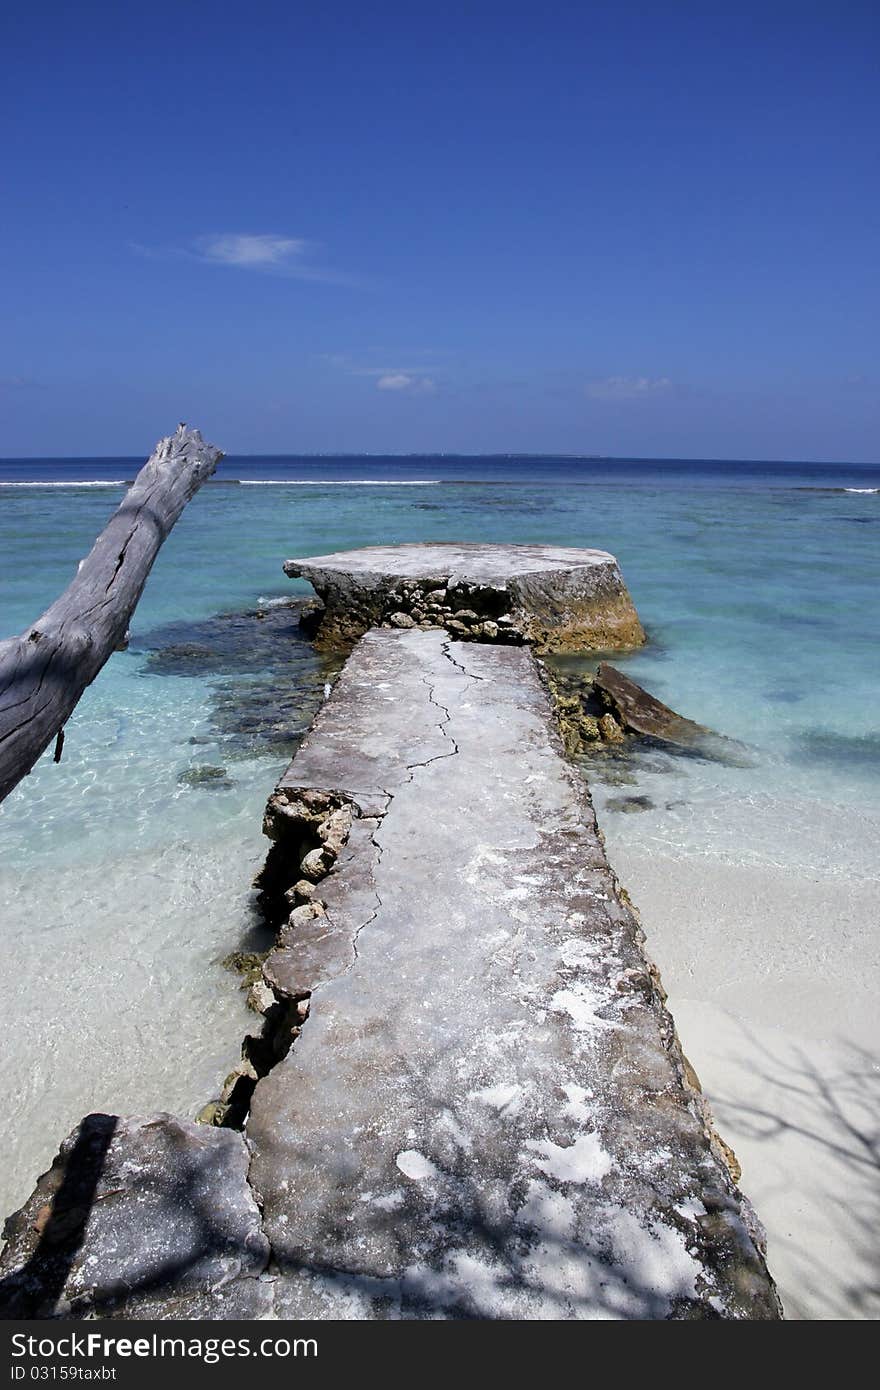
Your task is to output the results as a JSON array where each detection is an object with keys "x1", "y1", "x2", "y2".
[
  {"x1": 240, "y1": 664, "x2": 472, "y2": 1304},
  {"x1": 203, "y1": 642, "x2": 497, "y2": 1166},
  {"x1": 441, "y1": 637, "x2": 487, "y2": 681},
  {"x1": 349, "y1": 672, "x2": 462, "y2": 963},
  {"x1": 341, "y1": 659, "x2": 468, "y2": 971},
  {"x1": 237, "y1": 644, "x2": 479, "y2": 1286},
  {"x1": 403, "y1": 676, "x2": 460, "y2": 771},
  {"x1": 346, "y1": 814, "x2": 386, "y2": 967}
]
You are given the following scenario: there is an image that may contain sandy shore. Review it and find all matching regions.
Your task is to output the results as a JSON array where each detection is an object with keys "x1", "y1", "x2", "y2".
[
  {"x1": 608, "y1": 846, "x2": 879, "y2": 1320},
  {"x1": 0, "y1": 834, "x2": 266, "y2": 1224}
]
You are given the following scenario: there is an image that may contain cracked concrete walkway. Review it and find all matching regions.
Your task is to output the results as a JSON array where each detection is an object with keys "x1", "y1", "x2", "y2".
[
  {"x1": 0, "y1": 629, "x2": 781, "y2": 1320},
  {"x1": 247, "y1": 631, "x2": 780, "y2": 1318}
]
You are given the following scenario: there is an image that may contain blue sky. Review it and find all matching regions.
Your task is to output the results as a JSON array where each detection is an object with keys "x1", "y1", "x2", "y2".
[{"x1": 2, "y1": 1, "x2": 877, "y2": 459}]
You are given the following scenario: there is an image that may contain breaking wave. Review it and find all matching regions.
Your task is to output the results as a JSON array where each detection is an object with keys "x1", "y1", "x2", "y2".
[
  {"x1": 0, "y1": 479, "x2": 127, "y2": 488},
  {"x1": 238, "y1": 479, "x2": 440, "y2": 486}
]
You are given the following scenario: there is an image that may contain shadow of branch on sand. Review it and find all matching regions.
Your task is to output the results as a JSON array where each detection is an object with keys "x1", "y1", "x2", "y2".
[{"x1": 698, "y1": 1018, "x2": 879, "y2": 1320}]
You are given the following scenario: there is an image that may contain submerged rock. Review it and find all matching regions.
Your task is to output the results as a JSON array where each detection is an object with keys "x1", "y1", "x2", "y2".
[
  {"x1": 598, "y1": 712, "x2": 625, "y2": 743},
  {"x1": 792, "y1": 728, "x2": 880, "y2": 770},
  {"x1": 540, "y1": 659, "x2": 752, "y2": 771},
  {"x1": 221, "y1": 950, "x2": 267, "y2": 986},
  {"x1": 178, "y1": 764, "x2": 234, "y2": 789},
  {"x1": 147, "y1": 642, "x2": 218, "y2": 670},
  {"x1": 594, "y1": 663, "x2": 710, "y2": 745},
  {"x1": 605, "y1": 794, "x2": 655, "y2": 814},
  {"x1": 595, "y1": 663, "x2": 753, "y2": 765},
  {"x1": 596, "y1": 764, "x2": 639, "y2": 786},
  {"x1": 247, "y1": 979, "x2": 277, "y2": 1016},
  {"x1": 135, "y1": 601, "x2": 343, "y2": 764},
  {"x1": 538, "y1": 665, "x2": 613, "y2": 754}
]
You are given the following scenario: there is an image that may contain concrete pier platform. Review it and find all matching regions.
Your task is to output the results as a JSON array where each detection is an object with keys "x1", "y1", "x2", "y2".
[
  {"x1": 0, "y1": 629, "x2": 780, "y2": 1320},
  {"x1": 284, "y1": 542, "x2": 645, "y2": 651}
]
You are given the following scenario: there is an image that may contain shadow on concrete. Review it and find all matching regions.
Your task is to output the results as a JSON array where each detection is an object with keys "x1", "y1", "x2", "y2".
[
  {"x1": 0, "y1": 1114, "x2": 266, "y2": 1320},
  {"x1": 0, "y1": 1114, "x2": 118, "y2": 1318}
]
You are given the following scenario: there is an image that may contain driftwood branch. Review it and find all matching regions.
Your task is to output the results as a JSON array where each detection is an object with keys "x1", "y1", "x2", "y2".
[{"x1": 0, "y1": 425, "x2": 223, "y2": 804}]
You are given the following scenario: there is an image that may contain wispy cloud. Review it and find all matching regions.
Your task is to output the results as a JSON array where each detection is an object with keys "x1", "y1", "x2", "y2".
[
  {"x1": 585, "y1": 376, "x2": 673, "y2": 401},
  {"x1": 194, "y1": 233, "x2": 310, "y2": 269},
  {"x1": 131, "y1": 232, "x2": 359, "y2": 285},
  {"x1": 375, "y1": 372, "x2": 436, "y2": 394},
  {"x1": 320, "y1": 353, "x2": 439, "y2": 394}
]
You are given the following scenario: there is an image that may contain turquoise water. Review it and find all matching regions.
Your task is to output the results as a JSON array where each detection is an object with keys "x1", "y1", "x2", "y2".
[
  {"x1": 2, "y1": 468, "x2": 878, "y2": 851},
  {"x1": 0, "y1": 461, "x2": 878, "y2": 1228}
]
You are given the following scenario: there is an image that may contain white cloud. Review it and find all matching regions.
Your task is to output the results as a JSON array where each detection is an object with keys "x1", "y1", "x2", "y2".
[
  {"x1": 585, "y1": 376, "x2": 673, "y2": 401},
  {"x1": 319, "y1": 352, "x2": 440, "y2": 392},
  {"x1": 132, "y1": 233, "x2": 358, "y2": 285},
  {"x1": 195, "y1": 233, "x2": 309, "y2": 268},
  {"x1": 376, "y1": 373, "x2": 436, "y2": 394}
]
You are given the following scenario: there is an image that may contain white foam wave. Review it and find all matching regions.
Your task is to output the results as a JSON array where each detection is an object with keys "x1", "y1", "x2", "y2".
[
  {"x1": 0, "y1": 479, "x2": 126, "y2": 488},
  {"x1": 844, "y1": 487, "x2": 879, "y2": 494},
  {"x1": 238, "y1": 478, "x2": 440, "y2": 486}
]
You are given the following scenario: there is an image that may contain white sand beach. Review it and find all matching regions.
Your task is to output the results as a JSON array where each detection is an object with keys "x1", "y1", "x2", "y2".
[{"x1": 609, "y1": 845, "x2": 879, "y2": 1319}]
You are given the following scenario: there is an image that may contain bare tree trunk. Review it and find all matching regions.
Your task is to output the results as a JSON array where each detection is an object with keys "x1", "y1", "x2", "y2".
[{"x1": 0, "y1": 425, "x2": 222, "y2": 804}]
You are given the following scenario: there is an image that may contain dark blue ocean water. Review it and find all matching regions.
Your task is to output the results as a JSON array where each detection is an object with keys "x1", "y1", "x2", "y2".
[{"x1": 1, "y1": 452, "x2": 878, "y2": 488}]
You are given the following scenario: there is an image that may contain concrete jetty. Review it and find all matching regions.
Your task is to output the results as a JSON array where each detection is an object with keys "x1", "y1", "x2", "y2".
[
  {"x1": 248, "y1": 632, "x2": 779, "y2": 1318},
  {"x1": 284, "y1": 541, "x2": 646, "y2": 651},
  {"x1": 0, "y1": 617, "x2": 781, "y2": 1319}
]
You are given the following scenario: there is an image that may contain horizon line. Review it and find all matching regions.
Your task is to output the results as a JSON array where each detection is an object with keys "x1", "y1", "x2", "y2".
[{"x1": 1, "y1": 451, "x2": 877, "y2": 468}]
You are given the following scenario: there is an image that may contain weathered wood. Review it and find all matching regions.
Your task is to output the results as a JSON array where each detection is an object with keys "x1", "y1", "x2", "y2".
[{"x1": 0, "y1": 425, "x2": 222, "y2": 804}]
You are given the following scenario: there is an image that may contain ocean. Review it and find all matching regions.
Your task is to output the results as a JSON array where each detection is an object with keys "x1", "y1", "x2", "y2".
[{"x1": 1, "y1": 453, "x2": 878, "y2": 1319}]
